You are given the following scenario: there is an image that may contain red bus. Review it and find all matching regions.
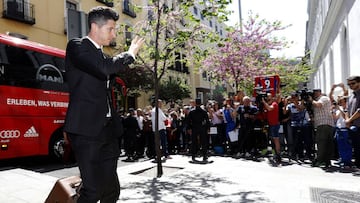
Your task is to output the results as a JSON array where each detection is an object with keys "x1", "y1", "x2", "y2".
[{"x1": 0, "y1": 33, "x2": 69, "y2": 161}]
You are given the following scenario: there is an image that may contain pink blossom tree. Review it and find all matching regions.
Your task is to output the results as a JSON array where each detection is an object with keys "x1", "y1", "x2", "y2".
[{"x1": 202, "y1": 13, "x2": 291, "y2": 94}]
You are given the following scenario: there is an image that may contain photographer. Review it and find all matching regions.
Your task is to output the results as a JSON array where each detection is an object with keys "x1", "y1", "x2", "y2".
[
  {"x1": 287, "y1": 93, "x2": 313, "y2": 161},
  {"x1": 310, "y1": 89, "x2": 335, "y2": 168}
]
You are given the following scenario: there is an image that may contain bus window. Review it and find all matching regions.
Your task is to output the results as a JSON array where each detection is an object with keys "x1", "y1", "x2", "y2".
[
  {"x1": 0, "y1": 43, "x2": 67, "y2": 92},
  {"x1": 54, "y1": 57, "x2": 65, "y2": 72},
  {"x1": 3, "y1": 44, "x2": 36, "y2": 87},
  {"x1": 0, "y1": 44, "x2": 9, "y2": 64}
]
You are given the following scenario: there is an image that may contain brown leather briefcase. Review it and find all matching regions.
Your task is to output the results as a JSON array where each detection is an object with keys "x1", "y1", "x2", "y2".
[{"x1": 45, "y1": 176, "x2": 82, "y2": 203}]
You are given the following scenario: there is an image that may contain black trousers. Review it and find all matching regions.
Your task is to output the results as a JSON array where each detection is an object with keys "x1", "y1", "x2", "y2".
[
  {"x1": 191, "y1": 129, "x2": 209, "y2": 158},
  {"x1": 238, "y1": 127, "x2": 254, "y2": 153},
  {"x1": 350, "y1": 127, "x2": 360, "y2": 167},
  {"x1": 68, "y1": 122, "x2": 120, "y2": 203}
]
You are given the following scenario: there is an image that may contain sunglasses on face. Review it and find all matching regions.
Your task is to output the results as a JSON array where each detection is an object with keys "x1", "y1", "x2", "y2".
[{"x1": 348, "y1": 82, "x2": 357, "y2": 86}]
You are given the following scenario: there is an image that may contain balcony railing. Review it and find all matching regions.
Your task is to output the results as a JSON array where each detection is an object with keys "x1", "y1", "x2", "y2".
[
  {"x1": 123, "y1": 0, "x2": 136, "y2": 18},
  {"x1": 2, "y1": 0, "x2": 35, "y2": 25},
  {"x1": 96, "y1": 0, "x2": 113, "y2": 7}
]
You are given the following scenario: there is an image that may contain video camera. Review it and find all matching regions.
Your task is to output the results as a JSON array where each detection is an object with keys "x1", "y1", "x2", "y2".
[
  {"x1": 254, "y1": 87, "x2": 268, "y2": 111},
  {"x1": 298, "y1": 88, "x2": 313, "y2": 101},
  {"x1": 297, "y1": 88, "x2": 314, "y2": 115},
  {"x1": 256, "y1": 92, "x2": 268, "y2": 104}
]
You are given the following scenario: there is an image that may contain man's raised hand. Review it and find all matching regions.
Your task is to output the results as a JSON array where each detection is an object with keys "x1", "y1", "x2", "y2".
[{"x1": 128, "y1": 35, "x2": 145, "y2": 56}]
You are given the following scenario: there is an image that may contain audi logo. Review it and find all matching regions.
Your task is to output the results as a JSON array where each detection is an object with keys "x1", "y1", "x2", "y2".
[{"x1": 0, "y1": 130, "x2": 21, "y2": 139}]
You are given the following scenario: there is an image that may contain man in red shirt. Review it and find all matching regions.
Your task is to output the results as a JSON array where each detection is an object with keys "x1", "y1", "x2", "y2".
[{"x1": 262, "y1": 93, "x2": 281, "y2": 163}]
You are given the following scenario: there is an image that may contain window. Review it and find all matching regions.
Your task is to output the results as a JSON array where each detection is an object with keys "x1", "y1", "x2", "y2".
[
  {"x1": 64, "y1": 1, "x2": 78, "y2": 34},
  {"x1": 174, "y1": 52, "x2": 181, "y2": 72},
  {"x1": 66, "y1": 3, "x2": 87, "y2": 40},
  {"x1": 193, "y1": 6, "x2": 198, "y2": 15},
  {"x1": 202, "y1": 71, "x2": 207, "y2": 79},
  {"x1": 168, "y1": 52, "x2": 189, "y2": 74},
  {"x1": 66, "y1": 1, "x2": 77, "y2": 10},
  {"x1": 123, "y1": 0, "x2": 136, "y2": 18},
  {"x1": 125, "y1": 25, "x2": 132, "y2": 47},
  {"x1": 148, "y1": 9, "x2": 154, "y2": 21},
  {"x1": 3, "y1": 0, "x2": 35, "y2": 25}
]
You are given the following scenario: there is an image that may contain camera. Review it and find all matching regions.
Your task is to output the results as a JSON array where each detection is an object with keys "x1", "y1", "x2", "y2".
[
  {"x1": 255, "y1": 92, "x2": 267, "y2": 104},
  {"x1": 254, "y1": 87, "x2": 267, "y2": 103},
  {"x1": 298, "y1": 88, "x2": 313, "y2": 101},
  {"x1": 297, "y1": 88, "x2": 314, "y2": 116},
  {"x1": 254, "y1": 87, "x2": 268, "y2": 111}
]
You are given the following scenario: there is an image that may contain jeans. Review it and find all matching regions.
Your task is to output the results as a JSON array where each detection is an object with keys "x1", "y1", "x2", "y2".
[
  {"x1": 336, "y1": 128, "x2": 352, "y2": 164},
  {"x1": 159, "y1": 129, "x2": 169, "y2": 157}
]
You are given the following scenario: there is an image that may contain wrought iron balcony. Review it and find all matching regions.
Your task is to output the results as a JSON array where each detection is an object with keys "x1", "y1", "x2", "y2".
[
  {"x1": 96, "y1": 0, "x2": 113, "y2": 7},
  {"x1": 2, "y1": 0, "x2": 35, "y2": 25}
]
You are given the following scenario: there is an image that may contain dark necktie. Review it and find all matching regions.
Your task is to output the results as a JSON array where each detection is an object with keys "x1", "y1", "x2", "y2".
[
  {"x1": 98, "y1": 48, "x2": 105, "y2": 58},
  {"x1": 98, "y1": 48, "x2": 113, "y2": 117}
]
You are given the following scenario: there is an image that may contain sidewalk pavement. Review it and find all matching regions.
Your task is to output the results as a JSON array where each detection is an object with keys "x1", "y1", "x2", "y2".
[{"x1": 1, "y1": 155, "x2": 360, "y2": 203}]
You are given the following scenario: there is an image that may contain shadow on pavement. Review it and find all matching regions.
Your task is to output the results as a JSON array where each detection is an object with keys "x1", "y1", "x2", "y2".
[{"x1": 120, "y1": 171, "x2": 271, "y2": 202}]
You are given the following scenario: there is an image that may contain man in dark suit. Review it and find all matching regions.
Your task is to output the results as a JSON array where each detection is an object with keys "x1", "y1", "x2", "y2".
[
  {"x1": 188, "y1": 99, "x2": 211, "y2": 162},
  {"x1": 64, "y1": 6, "x2": 144, "y2": 203},
  {"x1": 123, "y1": 108, "x2": 140, "y2": 162}
]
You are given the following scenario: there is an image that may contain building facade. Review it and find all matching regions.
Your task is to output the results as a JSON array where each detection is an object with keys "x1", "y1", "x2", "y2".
[
  {"x1": 307, "y1": 0, "x2": 360, "y2": 94},
  {"x1": 0, "y1": 0, "x2": 226, "y2": 109},
  {"x1": 0, "y1": 0, "x2": 112, "y2": 49},
  {"x1": 188, "y1": 2, "x2": 228, "y2": 104}
]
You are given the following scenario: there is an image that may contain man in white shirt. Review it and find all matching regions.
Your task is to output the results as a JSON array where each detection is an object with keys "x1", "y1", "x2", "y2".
[{"x1": 151, "y1": 100, "x2": 169, "y2": 159}]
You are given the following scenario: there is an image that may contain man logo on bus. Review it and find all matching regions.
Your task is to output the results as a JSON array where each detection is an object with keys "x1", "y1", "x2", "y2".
[
  {"x1": 36, "y1": 64, "x2": 64, "y2": 83},
  {"x1": 0, "y1": 130, "x2": 21, "y2": 139}
]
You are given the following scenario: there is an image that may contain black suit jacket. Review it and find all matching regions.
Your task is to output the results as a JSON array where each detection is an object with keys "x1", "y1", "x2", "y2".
[{"x1": 64, "y1": 37, "x2": 134, "y2": 137}]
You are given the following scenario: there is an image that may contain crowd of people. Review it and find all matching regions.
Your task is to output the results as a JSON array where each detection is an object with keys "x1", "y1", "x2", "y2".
[
  {"x1": 119, "y1": 76, "x2": 360, "y2": 170},
  {"x1": 62, "y1": 5, "x2": 360, "y2": 202}
]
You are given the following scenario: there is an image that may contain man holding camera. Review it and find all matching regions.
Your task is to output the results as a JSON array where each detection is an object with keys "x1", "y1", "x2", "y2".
[
  {"x1": 310, "y1": 89, "x2": 335, "y2": 167},
  {"x1": 287, "y1": 93, "x2": 313, "y2": 161}
]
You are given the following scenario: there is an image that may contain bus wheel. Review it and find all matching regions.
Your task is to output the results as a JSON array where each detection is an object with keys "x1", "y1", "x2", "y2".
[{"x1": 49, "y1": 131, "x2": 66, "y2": 161}]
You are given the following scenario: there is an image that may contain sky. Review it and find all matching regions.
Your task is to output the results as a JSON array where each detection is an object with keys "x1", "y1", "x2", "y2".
[{"x1": 226, "y1": 0, "x2": 308, "y2": 59}]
